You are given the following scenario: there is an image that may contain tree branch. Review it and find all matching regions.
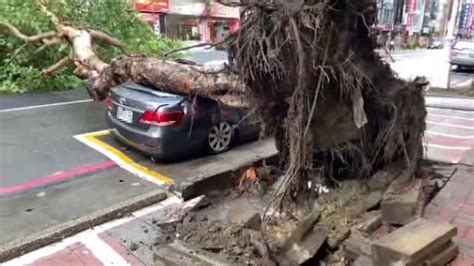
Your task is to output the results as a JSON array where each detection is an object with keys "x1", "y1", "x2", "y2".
[
  {"x1": 162, "y1": 43, "x2": 217, "y2": 59},
  {"x1": 36, "y1": 0, "x2": 62, "y2": 29},
  {"x1": 42, "y1": 55, "x2": 73, "y2": 76},
  {"x1": 0, "y1": 21, "x2": 58, "y2": 43},
  {"x1": 88, "y1": 29, "x2": 125, "y2": 48},
  {"x1": 34, "y1": 38, "x2": 63, "y2": 54}
]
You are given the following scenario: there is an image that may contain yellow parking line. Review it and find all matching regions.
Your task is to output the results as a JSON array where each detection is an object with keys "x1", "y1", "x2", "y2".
[{"x1": 80, "y1": 130, "x2": 173, "y2": 184}]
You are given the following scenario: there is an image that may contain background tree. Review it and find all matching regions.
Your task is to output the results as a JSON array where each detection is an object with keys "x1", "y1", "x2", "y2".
[{"x1": 0, "y1": 0, "x2": 180, "y2": 93}]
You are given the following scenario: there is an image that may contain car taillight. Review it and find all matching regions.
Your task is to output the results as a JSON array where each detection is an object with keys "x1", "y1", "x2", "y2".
[
  {"x1": 106, "y1": 97, "x2": 113, "y2": 110},
  {"x1": 140, "y1": 110, "x2": 184, "y2": 126}
]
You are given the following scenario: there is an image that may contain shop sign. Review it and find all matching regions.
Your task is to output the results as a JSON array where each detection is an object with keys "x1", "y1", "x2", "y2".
[
  {"x1": 459, "y1": 3, "x2": 470, "y2": 29},
  {"x1": 134, "y1": 0, "x2": 169, "y2": 13},
  {"x1": 377, "y1": 23, "x2": 394, "y2": 31},
  {"x1": 407, "y1": 0, "x2": 416, "y2": 13},
  {"x1": 208, "y1": 2, "x2": 239, "y2": 18}
]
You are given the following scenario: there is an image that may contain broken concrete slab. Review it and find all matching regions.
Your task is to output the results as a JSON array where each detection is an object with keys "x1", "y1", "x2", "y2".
[
  {"x1": 177, "y1": 139, "x2": 278, "y2": 200},
  {"x1": 353, "y1": 255, "x2": 373, "y2": 266},
  {"x1": 189, "y1": 195, "x2": 211, "y2": 211},
  {"x1": 278, "y1": 208, "x2": 326, "y2": 264},
  {"x1": 354, "y1": 211, "x2": 382, "y2": 233},
  {"x1": 282, "y1": 228, "x2": 327, "y2": 265},
  {"x1": 381, "y1": 179, "x2": 422, "y2": 225},
  {"x1": 424, "y1": 241, "x2": 458, "y2": 266},
  {"x1": 282, "y1": 209, "x2": 321, "y2": 248},
  {"x1": 372, "y1": 218, "x2": 457, "y2": 265},
  {"x1": 327, "y1": 226, "x2": 350, "y2": 249},
  {"x1": 155, "y1": 240, "x2": 231, "y2": 266},
  {"x1": 343, "y1": 230, "x2": 373, "y2": 258},
  {"x1": 346, "y1": 191, "x2": 383, "y2": 218},
  {"x1": 366, "y1": 163, "x2": 403, "y2": 191}
]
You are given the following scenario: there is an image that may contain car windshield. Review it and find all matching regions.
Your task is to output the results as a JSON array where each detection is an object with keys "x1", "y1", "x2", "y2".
[{"x1": 454, "y1": 41, "x2": 474, "y2": 49}]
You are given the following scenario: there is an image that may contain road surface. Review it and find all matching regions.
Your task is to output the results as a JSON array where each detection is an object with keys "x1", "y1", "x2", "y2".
[{"x1": 385, "y1": 48, "x2": 474, "y2": 89}]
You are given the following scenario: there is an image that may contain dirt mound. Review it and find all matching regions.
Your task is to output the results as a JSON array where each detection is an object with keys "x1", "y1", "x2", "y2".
[{"x1": 175, "y1": 213, "x2": 274, "y2": 265}]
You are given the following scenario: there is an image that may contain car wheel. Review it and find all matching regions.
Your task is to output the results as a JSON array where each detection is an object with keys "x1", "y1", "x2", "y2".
[{"x1": 207, "y1": 121, "x2": 233, "y2": 154}]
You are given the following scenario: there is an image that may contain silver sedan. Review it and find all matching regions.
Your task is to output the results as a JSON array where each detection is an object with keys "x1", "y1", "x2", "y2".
[{"x1": 450, "y1": 40, "x2": 474, "y2": 68}]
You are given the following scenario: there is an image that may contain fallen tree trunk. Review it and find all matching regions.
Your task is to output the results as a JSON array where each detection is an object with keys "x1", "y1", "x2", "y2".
[{"x1": 88, "y1": 57, "x2": 246, "y2": 106}]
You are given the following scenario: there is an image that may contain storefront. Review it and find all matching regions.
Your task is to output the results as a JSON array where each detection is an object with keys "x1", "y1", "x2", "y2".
[
  {"x1": 166, "y1": 0, "x2": 239, "y2": 43},
  {"x1": 205, "y1": 2, "x2": 240, "y2": 43},
  {"x1": 134, "y1": 0, "x2": 170, "y2": 35},
  {"x1": 166, "y1": 14, "x2": 204, "y2": 41}
]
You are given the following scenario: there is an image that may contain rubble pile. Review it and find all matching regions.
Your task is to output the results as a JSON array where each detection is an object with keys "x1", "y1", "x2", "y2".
[{"x1": 152, "y1": 162, "x2": 457, "y2": 265}]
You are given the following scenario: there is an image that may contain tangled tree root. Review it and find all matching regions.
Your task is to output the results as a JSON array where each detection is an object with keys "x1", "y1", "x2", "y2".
[{"x1": 226, "y1": 0, "x2": 427, "y2": 208}]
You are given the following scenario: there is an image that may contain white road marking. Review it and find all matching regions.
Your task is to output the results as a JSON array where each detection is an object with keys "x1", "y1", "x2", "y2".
[
  {"x1": 0, "y1": 99, "x2": 93, "y2": 113},
  {"x1": 424, "y1": 143, "x2": 471, "y2": 151},
  {"x1": 426, "y1": 120, "x2": 474, "y2": 130},
  {"x1": 427, "y1": 107, "x2": 474, "y2": 115},
  {"x1": 3, "y1": 196, "x2": 183, "y2": 266},
  {"x1": 426, "y1": 130, "x2": 474, "y2": 139},
  {"x1": 428, "y1": 113, "x2": 474, "y2": 121},
  {"x1": 82, "y1": 234, "x2": 130, "y2": 265}
]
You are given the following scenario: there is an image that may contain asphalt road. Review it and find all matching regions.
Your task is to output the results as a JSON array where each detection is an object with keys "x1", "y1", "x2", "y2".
[
  {"x1": 0, "y1": 91, "x2": 106, "y2": 187},
  {"x1": 0, "y1": 50, "x2": 227, "y2": 190},
  {"x1": 387, "y1": 48, "x2": 474, "y2": 89}
]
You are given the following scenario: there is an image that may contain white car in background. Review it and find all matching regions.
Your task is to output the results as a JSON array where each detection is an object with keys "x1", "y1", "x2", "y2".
[{"x1": 450, "y1": 40, "x2": 474, "y2": 69}]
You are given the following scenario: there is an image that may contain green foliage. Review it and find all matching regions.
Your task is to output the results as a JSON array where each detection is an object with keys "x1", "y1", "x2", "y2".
[
  {"x1": 0, "y1": 0, "x2": 181, "y2": 94},
  {"x1": 0, "y1": 62, "x2": 83, "y2": 94}
]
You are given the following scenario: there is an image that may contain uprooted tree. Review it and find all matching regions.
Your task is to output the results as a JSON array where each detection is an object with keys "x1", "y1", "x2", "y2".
[{"x1": 1, "y1": 0, "x2": 427, "y2": 209}]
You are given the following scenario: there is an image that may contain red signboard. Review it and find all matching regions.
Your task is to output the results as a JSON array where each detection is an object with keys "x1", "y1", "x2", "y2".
[
  {"x1": 407, "y1": 0, "x2": 416, "y2": 13},
  {"x1": 134, "y1": 0, "x2": 169, "y2": 13},
  {"x1": 208, "y1": 2, "x2": 239, "y2": 18}
]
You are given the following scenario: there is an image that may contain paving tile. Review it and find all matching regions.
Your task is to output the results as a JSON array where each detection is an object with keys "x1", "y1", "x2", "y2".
[
  {"x1": 30, "y1": 247, "x2": 84, "y2": 266},
  {"x1": 453, "y1": 224, "x2": 469, "y2": 239},
  {"x1": 69, "y1": 244, "x2": 102, "y2": 266},
  {"x1": 461, "y1": 204, "x2": 474, "y2": 216},
  {"x1": 439, "y1": 183, "x2": 471, "y2": 202},
  {"x1": 106, "y1": 217, "x2": 162, "y2": 266},
  {"x1": 99, "y1": 232, "x2": 145, "y2": 266},
  {"x1": 451, "y1": 254, "x2": 473, "y2": 266},
  {"x1": 434, "y1": 197, "x2": 465, "y2": 212},
  {"x1": 424, "y1": 204, "x2": 442, "y2": 218},
  {"x1": 439, "y1": 207, "x2": 459, "y2": 223},
  {"x1": 467, "y1": 192, "x2": 474, "y2": 205},
  {"x1": 454, "y1": 212, "x2": 474, "y2": 227},
  {"x1": 464, "y1": 227, "x2": 474, "y2": 242}
]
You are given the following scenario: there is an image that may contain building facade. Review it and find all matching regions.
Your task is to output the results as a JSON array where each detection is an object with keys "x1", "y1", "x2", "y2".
[
  {"x1": 133, "y1": 0, "x2": 240, "y2": 43},
  {"x1": 376, "y1": 0, "x2": 462, "y2": 46}
]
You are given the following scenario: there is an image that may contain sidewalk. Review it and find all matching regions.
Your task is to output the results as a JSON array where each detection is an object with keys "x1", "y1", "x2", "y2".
[
  {"x1": 3, "y1": 196, "x2": 203, "y2": 265},
  {"x1": 424, "y1": 164, "x2": 474, "y2": 265}
]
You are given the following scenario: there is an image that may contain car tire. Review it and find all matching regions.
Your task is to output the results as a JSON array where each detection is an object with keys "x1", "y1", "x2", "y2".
[{"x1": 207, "y1": 121, "x2": 234, "y2": 154}]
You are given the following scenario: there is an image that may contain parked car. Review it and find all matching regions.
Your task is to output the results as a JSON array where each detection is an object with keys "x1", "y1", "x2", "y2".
[
  {"x1": 106, "y1": 83, "x2": 260, "y2": 160},
  {"x1": 450, "y1": 40, "x2": 474, "y2": 69},
  {"x1": 428, "y1": 40, "x2": 444, "y2": 49}
]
